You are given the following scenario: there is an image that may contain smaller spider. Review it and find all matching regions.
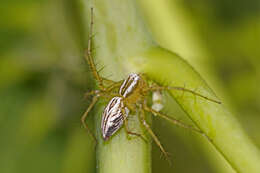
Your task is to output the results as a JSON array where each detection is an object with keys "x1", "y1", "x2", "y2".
[{"x1": 81, "y1": 7, "x2": 221, "y2": 159}]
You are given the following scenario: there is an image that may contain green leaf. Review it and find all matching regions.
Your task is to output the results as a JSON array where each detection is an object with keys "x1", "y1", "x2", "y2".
[{"x1": 128, "y1": 47, "x2": 260, "y2": 173}]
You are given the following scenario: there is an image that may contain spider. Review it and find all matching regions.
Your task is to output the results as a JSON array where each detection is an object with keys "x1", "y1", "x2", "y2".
[{"x1": 81, "y1": 7, "x2": 221, "y2": 159}]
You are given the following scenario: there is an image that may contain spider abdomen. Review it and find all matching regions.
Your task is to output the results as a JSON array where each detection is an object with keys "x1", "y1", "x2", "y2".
[{"x1": 101, "y1": 97, "x2": 129, "y2": 140}]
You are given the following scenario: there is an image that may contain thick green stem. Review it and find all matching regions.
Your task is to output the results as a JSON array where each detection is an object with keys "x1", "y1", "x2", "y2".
[{"x1": 82, "y1": 0, "x2": 153, "y2": 173}]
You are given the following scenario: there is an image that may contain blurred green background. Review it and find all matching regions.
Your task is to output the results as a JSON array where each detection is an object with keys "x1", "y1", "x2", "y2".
[{"x1": 1, "y1": 0, "x2": 259, "y2": 172}]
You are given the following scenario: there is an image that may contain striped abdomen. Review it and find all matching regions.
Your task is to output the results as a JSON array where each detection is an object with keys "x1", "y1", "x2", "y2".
[{"x1": 101, "y1": 97, "x2": 129, "y2": 140}]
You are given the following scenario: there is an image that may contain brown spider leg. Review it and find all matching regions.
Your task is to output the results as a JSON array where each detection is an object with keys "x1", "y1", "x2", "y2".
[
  {"x1": 85, "y1": 7, "x2": 104, "y2": 90},
  {"x1": 139, "y1": 104, "x2": 171, "y2": 163},
  {"x1": 143, "y1": 105, "x2": 211, "y2": 141},
  {"x1": 147, "y1": 86, "x2": 221, "y2": 104},
  {"x1": 121, "y1": 107, "x2": 147, "y2": 143},
  {"x1": 84, "y1": 90, "x2": 100, "y2": 99},
  {"x1": 102, "y1": 78, "x2": 117, "y2": 84},
  {"x1": 106, "y1": 80, "x2": 124, "y2": 92},
  {"x1": 81, "y1": 95, "x2": 99, "y2": 143},
  {"x1": 84, "y1": 82, "x2": 122, "y2": 100}
]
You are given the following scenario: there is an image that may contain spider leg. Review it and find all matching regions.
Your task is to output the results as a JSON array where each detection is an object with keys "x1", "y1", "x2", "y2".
[
  {"x1": 81, "y1": 95, "x2": 99, "y2": 143},
  {"x1": 147, "y1": 85, "x2": 221, "y2": 104},
  {"x1": 85, "y1": 7, "x2": 104, "y2": 90},
  {"x1": 83, "y1": 90, "x2": 100, "y2": 99},
  {"x1": 143, "y1": 104, "x2": 211, "y2": 141},
  {"x1": 139, "y1": 104, "x2": 171, "y2": 164},
  {"x1": 121, "y1": 107, "x2": 147, "y2": 142},
  {"x1": 102, "y1": 77, "x2": 116, "y2": 84},
  {"x1": 106, "y1": 80, "x2": 124, "y2": 92}
]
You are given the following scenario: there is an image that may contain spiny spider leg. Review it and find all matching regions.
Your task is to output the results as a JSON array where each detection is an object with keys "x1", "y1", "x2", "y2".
[
  {"x1": 85, "y1": 8, "x2": 121, "y2": 91},
  {"x1": 81, "y1": 95, "x2": 99, "y2": 143},
  {"x1": 84, "y1": 90, "x2": 100, "y2": 99},
  {"x1": 121, "y1": 107, "x2": 147, "y2": 143},
  {"x1": 106, "y1": 80, "x2": 124, "y2": 92},
  {"x1": 139, "y1": 104, "x2": 171, "y2": 164},
  {"x1": 102, "y1": 77, "x2": 116, "y2": 84},
  {"x1": 148, "y1": 85, "x2": 221, "y2": 104},
  {"x1": 143, "y1": 105, "x2": 209, "y2": 139},
  {"x1": 84, "y1": 80, "x2": 122, "y2": 100},
  {"x1": 85, "y1": 7, "x2": 104, "y2": 90}
]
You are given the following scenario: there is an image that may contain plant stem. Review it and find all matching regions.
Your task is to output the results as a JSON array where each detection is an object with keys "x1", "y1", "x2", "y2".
[{"x1": 82, "y1": 0, "x2": 153, "y2": 173}]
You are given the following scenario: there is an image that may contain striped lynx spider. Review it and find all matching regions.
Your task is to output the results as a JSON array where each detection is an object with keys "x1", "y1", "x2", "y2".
[{"x1": 81, "y1": 8, "x2": 221, "y2": 159}]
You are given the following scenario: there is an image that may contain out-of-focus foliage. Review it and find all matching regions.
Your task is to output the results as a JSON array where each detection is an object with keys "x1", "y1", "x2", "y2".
[
  {"x1": 0, "y1": 0, "x2": 95, "y2": 172},
  {"x1": 0, "y1": 0, "x2": 259, "y2": 172}
]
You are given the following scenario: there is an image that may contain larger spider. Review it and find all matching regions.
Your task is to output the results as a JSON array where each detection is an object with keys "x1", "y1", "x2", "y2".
[{"x1": 81, "y1": 8, "x2": 221, "y2": 159}]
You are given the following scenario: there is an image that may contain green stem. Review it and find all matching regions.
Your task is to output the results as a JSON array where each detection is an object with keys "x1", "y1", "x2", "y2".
[{"x1": 82, "y1": 0, "x2": 153, "y2": 173}]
